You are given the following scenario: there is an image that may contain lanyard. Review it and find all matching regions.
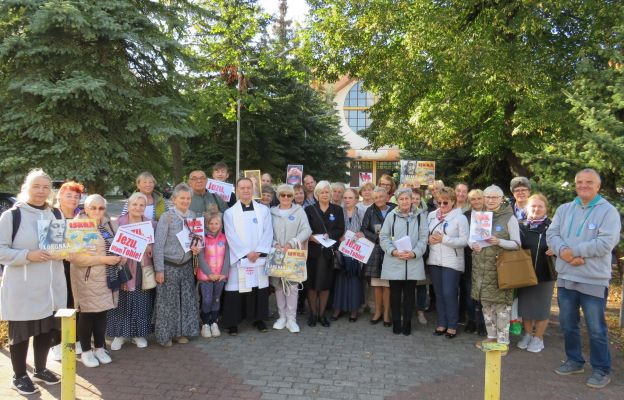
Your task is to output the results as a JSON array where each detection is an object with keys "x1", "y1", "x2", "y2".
[{"x1": 566, "y1": 195, "x2": 601, "y2": 238}]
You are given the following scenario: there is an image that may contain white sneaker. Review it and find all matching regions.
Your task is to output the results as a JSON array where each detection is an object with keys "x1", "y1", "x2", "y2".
[
  {"x1": 81, "y1": 350, "x2": 99, "y2": 368},
  {"x1": 210, "y1": 323, "x2": 221, "y2": 338},
  {"x1": 93, "y1": 348, "x2": 112, "y2": 365},
  {"x1": 132, "y1": 337, "x2": 148, "y2": 348},
  {"x1": 273, "y1": 317, "x2": 287, "y2": 330},
  {"x1": 75, "y1": 342, "x2": 82, "y2": 355},
  {"x1": 417, "y1": 311, "x2": 427, "y2": 325},
  {"x1": 286, "y1": 319, "x2": 300, "y2": 333},
  {"x1": 527, "y1": 336, "x2": 544, "y2": 353},
  {"x1": 201, "y1": 324, "x2": 212, "y2": 338},
  {"x1": 517, "y1": 334, "x2": 533, "y2": 350},
  {"x1": 51, "y1": 344, "x2": 62, "y2": 361},
  {"x1": 110, "y1": 337, "x2": 126, "y2": 351}
]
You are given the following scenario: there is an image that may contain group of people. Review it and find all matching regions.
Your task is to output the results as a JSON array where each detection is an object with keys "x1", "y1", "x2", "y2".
[{"x1": 0, "y1": 163, "x2": 619, "y2": 394}]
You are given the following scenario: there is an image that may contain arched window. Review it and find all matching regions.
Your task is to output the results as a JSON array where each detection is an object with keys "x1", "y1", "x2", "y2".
[{"x1": 343, "y1": 81, "x2": 374, "y2": 133}]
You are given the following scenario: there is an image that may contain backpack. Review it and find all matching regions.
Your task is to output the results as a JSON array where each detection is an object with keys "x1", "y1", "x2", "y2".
[{"x1": 9, "y1": 206, "x2": 63, "y2": 242}]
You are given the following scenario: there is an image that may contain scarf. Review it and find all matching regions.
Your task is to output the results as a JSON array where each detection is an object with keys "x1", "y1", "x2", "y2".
[
  {"x1": 436, "y1": 209, "x2": 448, "y2": 222},
  {"x1": 527, "y1": 216, "x2": 547, "y2": 230}
]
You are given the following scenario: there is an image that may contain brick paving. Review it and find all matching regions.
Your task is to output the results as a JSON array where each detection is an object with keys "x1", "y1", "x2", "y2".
[{"x1": 1, "y1": 305, "x2": 623, "y2": 399}]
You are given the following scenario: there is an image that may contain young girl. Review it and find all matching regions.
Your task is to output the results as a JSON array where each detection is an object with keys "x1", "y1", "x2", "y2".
[{"x1": 195, "y1": 212, "x2": 230, "y2": 338}]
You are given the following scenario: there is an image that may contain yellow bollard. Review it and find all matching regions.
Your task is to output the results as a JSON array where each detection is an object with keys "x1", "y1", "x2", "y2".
[
  {"x1": 480, "y1": 341, "x2": 507, "y2": 400},
  {"x1": 55, "y1": 309, "x2": 77, "y2": 400}
]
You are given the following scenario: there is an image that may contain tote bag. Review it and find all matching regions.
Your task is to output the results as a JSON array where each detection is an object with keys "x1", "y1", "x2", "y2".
[{"x1": 496, "y1": 249, "x2": 538, "y2": 289}]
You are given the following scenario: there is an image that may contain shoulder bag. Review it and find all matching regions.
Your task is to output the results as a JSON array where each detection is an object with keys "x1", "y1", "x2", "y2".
[{"x1": 496, "y1": 249, "x2": 538, "y2": 289}]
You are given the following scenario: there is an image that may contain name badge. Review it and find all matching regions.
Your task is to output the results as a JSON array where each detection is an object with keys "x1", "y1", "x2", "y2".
[
  {"x1": 253, "y1": 218, "x2": 258, "y2": 224},
  {"x1": 495, "y1": 225, "x2": 503, "y2": 232},
  {"x1": 218, "y1": 241, "x2": 225, "y2": 247},
  {"x1": 329, "y1": 214, "x2": 335, "y2": 221},
  {"x1": 288, "y1": 215, "x2": 295, "y2": 221},
  {"x1": 588, "y1": 223, "x2": 597, "y2": 230}
]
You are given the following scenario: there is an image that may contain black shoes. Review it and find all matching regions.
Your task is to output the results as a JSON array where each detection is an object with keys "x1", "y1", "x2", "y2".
[
  {"x1": 319, "y1": 316, "x2": 331, "y2": 327},
  {"x1": 402, "y1": 323, "x2": 412, "y2": 336},
  {"x1": 307, "y1": 315, "x2": 317, "y2": 327},
  {"x1": 433, "y1": 328, "x2": 447, "y2": 336},
  {"x1": 228, "y1": 326, "x2": 239, "y2": 336},
  {"x1": 253, "y1": 320, "x2": 268, "y2": 332},
  {"x1": 445, "y1": 331, "x2": 457, "y2": 339},
  {"x1": 370, "y1": 316, "x2": 382, "y2": 325},
  {"x1": 330, "y1": 312, "x2": 341, "y2": 321},
  {"x1": 393, "y1": 323, "x2": 402, "y2": 335},
  {"x1": 12, "y1": 374, "x2": 38, "y2": 395},
  {"x1": 349, "y1": 315, "x2": 358, "y2": 323},
  {"x1": 32, "y1": 369, "x2": 60, "y2": 385},
  {"x1": 383, "y1": 320, "x2": 392, "y2": 327},
  {"x1": 464, "y1": 321, "x2": 477, "y2": 334}
]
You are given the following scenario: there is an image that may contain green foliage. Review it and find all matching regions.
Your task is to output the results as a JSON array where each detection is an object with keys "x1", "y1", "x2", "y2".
[
  {"x1": 302, "y1": 0, "x2": 624, "y2": 204},
  {"x1": 184, "y1": 0, "x2": 348, "y2": 182},
  {"x1": 0, "y1": 0, "x2": 197, "y2": 192}
]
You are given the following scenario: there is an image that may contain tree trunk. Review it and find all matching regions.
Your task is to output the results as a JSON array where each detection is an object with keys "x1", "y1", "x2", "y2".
[
  {"x1": 169, "y1": 136, "x2": 183, "y2": 184},
  {"x1": 502, "y1": 100, "x2": 530, "y2": 178}
]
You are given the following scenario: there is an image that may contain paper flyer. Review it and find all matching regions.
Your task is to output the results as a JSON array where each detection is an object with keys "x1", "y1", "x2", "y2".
[{"x1": 119, "y1": 221, "x2": 154, "y2": 244}]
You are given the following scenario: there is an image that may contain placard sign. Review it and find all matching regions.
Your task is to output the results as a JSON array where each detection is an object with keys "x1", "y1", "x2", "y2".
[
  {"x1": 110, "y1": 229, "x2": 149, "y2": 262},
  {"x1": 338, "y1": 230, "x2": 374, "y2": 263},
  {"x1": 119, "y1": 221, "x2": 154, "y2": 244},
  {"x1": 206, "y1": 178, "x2": 233, "y2": 202}
]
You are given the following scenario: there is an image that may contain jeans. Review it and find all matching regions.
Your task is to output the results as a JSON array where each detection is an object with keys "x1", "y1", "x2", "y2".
[
  {"x1": 416, "y1": 284, "x2": 427, "y2": 311},
  {"x1": 430, "y1": 265, "x2": 462, "y2": 329},
  {"x1": 557, "y1": 286, "x2": 610, "y2": 374}
]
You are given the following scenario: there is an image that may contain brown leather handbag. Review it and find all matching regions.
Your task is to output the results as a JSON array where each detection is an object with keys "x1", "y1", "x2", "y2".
[{"x1": 496, "y1": 249, "x2": 538, "y2": 289}]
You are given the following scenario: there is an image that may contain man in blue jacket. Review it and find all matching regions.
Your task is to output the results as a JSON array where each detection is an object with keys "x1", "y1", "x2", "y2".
[{"x1": 546, "y1": 168, "x2": 621, "y2": 389}]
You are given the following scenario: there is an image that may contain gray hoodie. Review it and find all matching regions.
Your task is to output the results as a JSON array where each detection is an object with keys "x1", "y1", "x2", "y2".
[
  {"x1": 546, "y1": 196, "x2": 621, "y2": 287},
  {"x1": 0, "y1": 202, "x2": 67, "y2": 321}
]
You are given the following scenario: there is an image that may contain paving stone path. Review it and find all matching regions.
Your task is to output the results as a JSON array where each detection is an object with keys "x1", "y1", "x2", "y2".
[{"x1": 1, "y1": 307, "x2": 622, "y2": 399}]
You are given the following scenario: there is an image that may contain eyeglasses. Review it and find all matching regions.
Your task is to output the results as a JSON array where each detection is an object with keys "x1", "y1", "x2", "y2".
[
  {"x1": 513, "y1": 188, "x2": 529, "y2": 193},
  {"x1": 279, "y1": 194, "x2": 293, "y2": 198},
  {"x1": 89, "y1": 206, "x2": 106, "y2": 211},
  {"x1": 439, "y1": 201, "x2": 452, "y2": 206},
  {"x1": 484, "y1": 196, "x2": 501, "y2": 200}
]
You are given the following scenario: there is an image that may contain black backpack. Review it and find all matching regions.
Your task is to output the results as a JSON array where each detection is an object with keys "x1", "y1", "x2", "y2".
[{"x1": 9, "y1": 206, "x2": 63, "y2": 242}]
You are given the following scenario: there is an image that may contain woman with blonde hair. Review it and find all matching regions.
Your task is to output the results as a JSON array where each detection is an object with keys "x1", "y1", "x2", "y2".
[{"x1": 0, "y1": 169, "x2": 65, "y2": 394}]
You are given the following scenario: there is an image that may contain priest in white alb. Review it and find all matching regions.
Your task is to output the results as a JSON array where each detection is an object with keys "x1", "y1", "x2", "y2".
[{"x1": 222, "y1": 177, "x2": 273, "y2": 335}]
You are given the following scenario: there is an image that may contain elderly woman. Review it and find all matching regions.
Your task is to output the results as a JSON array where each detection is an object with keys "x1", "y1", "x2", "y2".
[
  {"x1": 0, "y1": 169, "x2": 65, "y2": 394},
  {"x1": 107, "y1": 192, "x2": 156, "y2": 350},
  {"x1": 509, "y1": 176, "x2": 531, "y2": 221},
  {"x1": 379, "y1": 188, "x2": 428, "y2": 336},
  {"x1": 469, "y1": 185, "x2": 520, "y2": 351},
  {"x1": 427, "y1": 187, "x2": 469, "y2": 338},
  {"x1": 153, "y1": 183, "x2": 200, "y2": 346},
  {"x1": 305, "y1": 181, "x2": 345, "y2": 328},
  {"x1": 72, "y1": 194, "x2": 124, "y2": 367},
  {"x1": 122, "y1": 171, "x2": 168, "y2": 221},
  {"x1": 331, "y1": 182, "x2": 346, "y2": 206},
  {"x1": 356, "y1": 181, "x2": 375, "y2": 220},
  {"x1": 463, "y1": 189, "x2": 486, "y2": 335},
  {"x1": 270, "y1": 184, "x2": 312, "y2": 333},
  {"x1": 50, "y1": 181, "x2": 85, "y2": 361},
  {"x1": 516, "y1": 194, "x2": 555, "y2": 353},
  {"x1": 332, "y1": 188, "x2": 364, "y2": 322},
  {"x1": 362, "y1": 187, "x2": 395, "y2": 326}
]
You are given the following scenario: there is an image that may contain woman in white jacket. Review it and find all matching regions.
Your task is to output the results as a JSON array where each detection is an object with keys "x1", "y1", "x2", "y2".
[
  {"x1": 0, "y1": 169, "x2": 66, "y2": 394},
  {"x1": 427, "y1": 187, "x2": 469, "y2": 339},
  {"x1": 270, "y1": 184, "x2": 312, "y2": 333}
]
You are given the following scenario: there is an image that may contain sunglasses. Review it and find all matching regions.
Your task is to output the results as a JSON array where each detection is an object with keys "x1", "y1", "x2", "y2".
[
  {"x1": 439, "y1": 201, "x2": 452, "y2": 206},
  {"x1": 279, "y1": 194, "x2": 293, "y2": 198},
  {"x1": 89, "y1": 206, "x2": 106, "y2": 211}
]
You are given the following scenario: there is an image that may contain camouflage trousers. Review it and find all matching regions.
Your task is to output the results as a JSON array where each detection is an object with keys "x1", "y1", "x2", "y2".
[{"x1": 481, "y1": 301, "x2": 511, "y2": 344}]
